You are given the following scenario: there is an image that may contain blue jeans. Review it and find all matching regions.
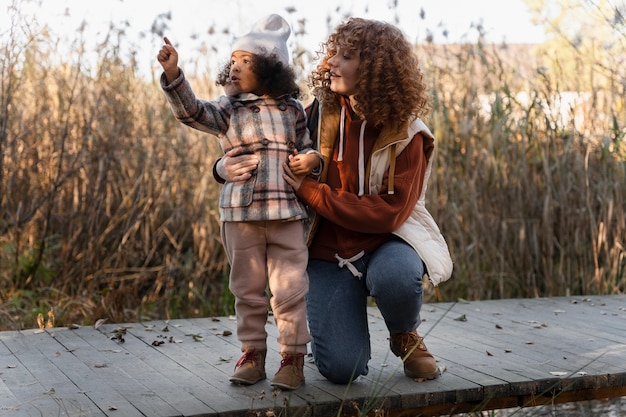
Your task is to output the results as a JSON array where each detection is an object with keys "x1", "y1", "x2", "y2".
[{"x1": 306, "y1": 239, "x2": 425, "y2": 384}]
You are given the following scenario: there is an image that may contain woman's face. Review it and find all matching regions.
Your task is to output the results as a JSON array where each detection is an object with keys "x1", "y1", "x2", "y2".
[
  {"x1": 229, "y1": 51, "x2": 262, "y2": 95},
  {"x1": 327, "y1": 46, "x2": 360, "y2": 98}
]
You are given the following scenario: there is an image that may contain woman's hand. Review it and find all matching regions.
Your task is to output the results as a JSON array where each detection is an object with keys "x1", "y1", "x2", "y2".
[
  {"x1": 283, "y1": 161, "x2": 305, "y2": 191},
  {"x1": 216, "y1": 147, "x2": 259, "y2": 182}
]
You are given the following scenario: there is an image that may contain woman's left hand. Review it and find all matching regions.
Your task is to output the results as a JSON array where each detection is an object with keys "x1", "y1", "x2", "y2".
[{"x1": 283, "y1": 161, "x2": 304, "y2": 191}]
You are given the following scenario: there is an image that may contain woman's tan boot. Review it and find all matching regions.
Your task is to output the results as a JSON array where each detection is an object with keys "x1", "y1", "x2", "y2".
[
  {"x1": 229, "y1": 349, "x2": 267, "y2": 385},
  {"x1": 389, "y1": 331, "x2": 439, "y2": 380},
  {"x1": 270, "y1": 352, "x2": 305, "y2": 390}
]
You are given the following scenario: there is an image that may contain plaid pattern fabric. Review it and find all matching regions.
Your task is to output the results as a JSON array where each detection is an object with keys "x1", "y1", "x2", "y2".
[{"x1": 162, "y1": 71, "x2": 312, "y2": 222}]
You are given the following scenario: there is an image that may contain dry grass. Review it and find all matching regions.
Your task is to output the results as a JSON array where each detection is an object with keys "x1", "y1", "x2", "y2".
[
  {"x1": 1, "y1": 8, "x2": 624, "y2": 331},
  {"x1": 420, "y1": 41, "x2": 625, "y2": 302}
]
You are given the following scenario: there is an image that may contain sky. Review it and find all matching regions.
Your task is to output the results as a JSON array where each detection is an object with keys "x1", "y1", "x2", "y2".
[{"x1": 3, "y1": 0, "x2": 546, "y2": 78}]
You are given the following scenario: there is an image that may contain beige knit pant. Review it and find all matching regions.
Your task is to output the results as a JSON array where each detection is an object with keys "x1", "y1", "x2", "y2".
[{"x1": 221, "y1": 220, "x2": 310, "y2": 355}]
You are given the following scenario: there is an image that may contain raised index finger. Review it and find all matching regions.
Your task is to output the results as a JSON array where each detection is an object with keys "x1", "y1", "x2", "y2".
[{"x1": 163, "y1": 36, "x2": 172, "y2": 46}]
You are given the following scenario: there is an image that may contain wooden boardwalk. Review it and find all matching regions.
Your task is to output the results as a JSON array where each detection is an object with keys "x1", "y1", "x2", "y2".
[{"x1": 1, "y1": 295, "x2": 625, "y2": 417}]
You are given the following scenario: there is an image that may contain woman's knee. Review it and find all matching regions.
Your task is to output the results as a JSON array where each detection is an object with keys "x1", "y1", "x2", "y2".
[{"x1": 315, "y1": 355, "x2": 367, "y2": 384}]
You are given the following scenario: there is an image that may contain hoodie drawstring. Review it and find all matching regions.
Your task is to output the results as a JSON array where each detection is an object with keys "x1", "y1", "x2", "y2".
[
  {"x1": 337, "y1": 107, "x2": 346, "y2": 161},
  {"x1": 334, "y1": 251, "x2": 365, "y2": 278},
  {"x1": 358, "y1": 121, "x2": 367, "y2": 197},
  {"x1": 338, "y1": 108, "x2": 367, "y2": 197}
]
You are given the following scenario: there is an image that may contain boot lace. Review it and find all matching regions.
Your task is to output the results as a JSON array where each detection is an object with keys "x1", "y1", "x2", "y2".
[
  {"x1": 277, "y1": 353, "x2": 303, "y2": 370},
  {"x1": 406, "y1": 333, "x2": 427, "y2": 351},
  {"x1": 393, "y1": 332, "x2": 427, "y2": 355},
  {"x1": 235, "y1": 350, "x2": 258, "y2": 368},
  {"x1": 278, "y1": 354, "x2": 295, "y2": 369}
]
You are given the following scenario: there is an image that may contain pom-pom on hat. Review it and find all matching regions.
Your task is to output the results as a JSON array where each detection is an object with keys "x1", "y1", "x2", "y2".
[{"x1": 231, "y1": 14, "x2": 291, "y2": 66}]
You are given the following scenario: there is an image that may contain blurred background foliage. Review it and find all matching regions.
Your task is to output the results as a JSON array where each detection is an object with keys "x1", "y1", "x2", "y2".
[{"x1": 1, "y1": 0, "x2": 624, "y2": 330}]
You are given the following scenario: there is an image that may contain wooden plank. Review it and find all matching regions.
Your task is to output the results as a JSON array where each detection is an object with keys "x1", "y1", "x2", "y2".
[
  {"x1": 1, "y1": 296, "x2": 625, "y2": 417},
  {"x1": 445, "y1": 297, "x2": 626, "y2": 369},
  {"x1": 74, "y1": 322, "x2": 217, "y2": 417},
  {"x1": 414, "y1": 298, "x2": 626, "y2": 414},
  {"x1": 431, "y1": 305, "x2": 617, "y2": 375},
  {"x1": 385, "y1": 384, "x2": 626, "y2": 417},
  {"x1": 378, "y1": 300, "x2": 614, "y2": 413},
  {"x1": 0, "y1": 329, "x2": 103, "y2": 417},
  {"x1": 48, "y1": 326, "x2": 156, "y2": 417},
  {"x1": 0, "y1": 338, "x2": 37, "y2": 417},
  {"x1": 453, "y1": 297, "x2": 626, "y2": 335},
  {"x1": 94, "y1": 319, "x2": 311, "y2": 417},
  {"x1": 161, "y1": 316, "x2": 346, "y2": 417},
  {"x1": 182, "y1": 315, "x2": 393, "y2": 417}
]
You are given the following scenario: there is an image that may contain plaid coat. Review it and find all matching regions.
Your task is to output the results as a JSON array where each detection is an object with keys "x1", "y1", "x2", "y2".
[{"x1": 161, "y1": 71, "x2": 313, "y2": 222}]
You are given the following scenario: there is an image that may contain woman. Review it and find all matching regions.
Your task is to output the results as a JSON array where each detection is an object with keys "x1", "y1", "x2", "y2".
[{"x1": 217, "y1": 17, "x2": 453, "y2": 384}]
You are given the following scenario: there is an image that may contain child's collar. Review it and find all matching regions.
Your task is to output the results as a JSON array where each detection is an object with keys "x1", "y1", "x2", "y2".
[{"x1": 236, "y1": 92, "x2": 263, "y2": 101}]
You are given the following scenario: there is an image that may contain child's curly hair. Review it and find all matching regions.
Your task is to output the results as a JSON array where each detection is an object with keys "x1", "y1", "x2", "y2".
[
  {"x1": 309, "y1": 18, "x2": 429, "y2": 129},
  {"x1": 216, "y1": 52, "x2": 300, "y2": 99}
]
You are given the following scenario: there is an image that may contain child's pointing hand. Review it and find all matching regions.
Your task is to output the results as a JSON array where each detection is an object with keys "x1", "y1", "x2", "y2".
[{"x1": 157, "y1": 36, "x2": 180, "y2": 83}]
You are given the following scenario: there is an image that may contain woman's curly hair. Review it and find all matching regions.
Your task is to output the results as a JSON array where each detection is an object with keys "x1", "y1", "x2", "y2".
[
  {"x1": 216, "y1": 52, "x2": 300, "y2": 99},
  {"x1": 309, "y1": 18, "x2": 429, "y2": 129}
]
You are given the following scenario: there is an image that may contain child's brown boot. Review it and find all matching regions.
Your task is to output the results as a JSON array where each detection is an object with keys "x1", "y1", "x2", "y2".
[
  {"x1": 389, "y1": 331, "x2": 439, "y2": 380},
  {"x1": 270, "y1": 352, "x2": 305, "y2": 390},
  {"x1": 229, "y1": 349, "x2": 267, "y2": 385}
]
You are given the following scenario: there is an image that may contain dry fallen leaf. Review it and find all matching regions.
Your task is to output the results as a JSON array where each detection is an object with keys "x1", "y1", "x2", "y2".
[
  {"x1": 47, "y1": 310, "x2": 55, "y2": 328},
  {"x1": 94, "y1": 318, "x2": 107, "y2": 329},
  {"x1": 454, "y1": 314, "x2": 467, "y2": 322},
  {"x1": 187, "y1": 333, "x2": 203, "y2": 342},
  {"x1": 110, "y1": 327, "x2": 127, "y2": 343}
]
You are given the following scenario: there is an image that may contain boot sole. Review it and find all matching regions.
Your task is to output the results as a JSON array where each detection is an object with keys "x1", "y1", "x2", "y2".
[
  {"x1": 270, "y1": 380, "x2": 304, "y2": 390},
  {"x1": 404, "y1": 369, "x2": 440, "y2": 380},
  {"x1": 229, "y1": 375, "x2": 266, "y2": 385}
]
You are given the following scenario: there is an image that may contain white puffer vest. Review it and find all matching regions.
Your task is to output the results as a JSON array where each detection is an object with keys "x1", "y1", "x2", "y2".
[{"x1": 370, "y1": 119, "x2": 453, "y2": 286}]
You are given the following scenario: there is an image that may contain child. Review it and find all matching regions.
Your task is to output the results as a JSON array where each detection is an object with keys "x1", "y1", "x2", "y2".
[{"x1": 157, "y1": 14, "x2": 320, "y2": 390}]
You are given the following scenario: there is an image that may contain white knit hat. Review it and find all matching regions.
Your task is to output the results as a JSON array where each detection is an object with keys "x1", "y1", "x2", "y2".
[{"x1": 231, "y1": 14, "x2": 291, "y2": 66}]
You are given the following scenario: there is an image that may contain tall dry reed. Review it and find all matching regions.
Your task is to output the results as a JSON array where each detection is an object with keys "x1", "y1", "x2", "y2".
[
  {"x1": 1, "y1": 9, "x2": 230, "y2": 329},
  {"x1": 421, "y1": 40, "x2": 625, "y2": 302},
  {"x1": 1, "y1": 7, "x2": 624, "y2": 330}
]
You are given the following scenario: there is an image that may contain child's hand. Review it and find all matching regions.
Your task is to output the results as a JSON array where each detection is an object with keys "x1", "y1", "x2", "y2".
[
  {"x1": 157, "y1": 37, "x2": 180, "y2": 83},
  {"x1": 288, "y1": 151, "x2": 320, "y2": 176}
]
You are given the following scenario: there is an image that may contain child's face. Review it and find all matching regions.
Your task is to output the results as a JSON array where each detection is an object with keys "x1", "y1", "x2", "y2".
[{"x1": 229, "y1": 51, "x2": 262, "y2": 95}]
